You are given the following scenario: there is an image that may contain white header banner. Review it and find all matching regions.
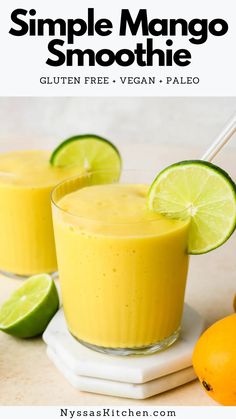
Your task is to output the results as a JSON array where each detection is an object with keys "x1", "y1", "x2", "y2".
[{"x1": 0, "y1": 0, "x2": 235, "y2": 96}]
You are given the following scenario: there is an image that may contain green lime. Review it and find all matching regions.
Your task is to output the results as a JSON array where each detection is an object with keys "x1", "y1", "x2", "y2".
[
  {"x1": 50, "y1": 134, "x2": 121, "y2": 181},
  {"x1": 0, "y1": 274, "x2": 59, "y2": 338},
  {"x1": 148, "y1": 160, "x2": 236, "y2": 254}
]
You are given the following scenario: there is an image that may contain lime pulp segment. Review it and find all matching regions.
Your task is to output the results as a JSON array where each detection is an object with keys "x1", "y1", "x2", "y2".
[{"x1": 148, "y1": 160, "x2": 236, "y2": 254}]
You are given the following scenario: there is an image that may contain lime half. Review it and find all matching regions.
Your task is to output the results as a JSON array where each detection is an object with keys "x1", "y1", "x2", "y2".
[
  {"x1": 148, "y1": 160, "x2": 236, "y2": 254},
  {"x1": 50, "y1": 134, "x2": 121, "y2": 180},
  {"x1": 0, "y1": 274, "x2": 59, "y2": 338}
]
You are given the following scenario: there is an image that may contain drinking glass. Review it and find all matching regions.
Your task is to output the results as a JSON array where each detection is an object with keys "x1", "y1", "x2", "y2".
[{"x1": 52, "y1": 170, "x2": 190, "y2": 355}]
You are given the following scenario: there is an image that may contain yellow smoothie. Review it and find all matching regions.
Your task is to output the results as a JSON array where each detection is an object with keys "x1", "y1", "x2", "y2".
[
  {"x1": 53, "y1": 182, "x2": 190, "y2": 350},
  {"x1": 0, "y1": 150, "x2": 81, "y2": 276}
]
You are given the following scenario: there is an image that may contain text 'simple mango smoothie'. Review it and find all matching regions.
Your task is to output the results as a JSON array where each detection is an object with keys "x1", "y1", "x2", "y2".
[
  {"x1": 0, "y1": 150, "x2": 81, "y2": 276},
  {"x1": 52, "y1": 174, "x2": 190, "y2": 354}
]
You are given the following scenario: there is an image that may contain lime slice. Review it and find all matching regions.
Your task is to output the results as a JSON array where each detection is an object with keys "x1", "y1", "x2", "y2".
[
  {"x1": 148, "y1": 160, "x2": 236, "y2": 254},
  {"x1": 0, "y1": 274, "x2": 59, "y2": 338},
  {"x1": 50, "y1": 134, "x2": 121, "y2": 180}
]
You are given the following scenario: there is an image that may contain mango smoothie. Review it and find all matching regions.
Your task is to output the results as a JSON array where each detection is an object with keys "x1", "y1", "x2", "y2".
[
  {"x1": 0, "y1": 150, "x2": 81, "y2": 276},
  {"x1": 52, "y1": 178, "x2": 190, "y2": 354}
]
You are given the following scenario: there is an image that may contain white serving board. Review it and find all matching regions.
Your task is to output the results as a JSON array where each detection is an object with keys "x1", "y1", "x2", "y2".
[
  {"x1": 43, "y1": 304, "x2": 205, "y2": 385},
  {"x1": 47, "y1": 346, "x2": 196, "y2": 399}
]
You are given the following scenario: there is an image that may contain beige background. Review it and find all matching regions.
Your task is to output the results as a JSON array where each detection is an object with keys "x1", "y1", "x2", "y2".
[
  {"x1": 0, "y1": 97, "x2": 236, "y2": 152},
  {"x1": 0, "y1": 97, "x2": 236, "y2": 405}
]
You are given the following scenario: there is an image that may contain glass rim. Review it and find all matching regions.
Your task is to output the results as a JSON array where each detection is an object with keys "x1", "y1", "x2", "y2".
[{"x1": 51, "y1": 169, "x2": 190, "y2": 225}]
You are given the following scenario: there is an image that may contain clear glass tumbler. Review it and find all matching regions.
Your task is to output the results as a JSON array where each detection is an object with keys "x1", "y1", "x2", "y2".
[
  {"x1": 0, "y1": 148, "x2": 82, "y2": 278},
  {"x1": 52, "y1": 170, "x2": 190, "y2": 355}
]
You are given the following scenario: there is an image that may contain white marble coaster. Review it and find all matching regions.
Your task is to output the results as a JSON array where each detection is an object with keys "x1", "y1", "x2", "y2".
[
  {"x1": 47, "y1": 346, "x2": 196, "y2": 399},
  {"x1": 43, "y1": 304, "x2": 205, "y2": 386}
]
